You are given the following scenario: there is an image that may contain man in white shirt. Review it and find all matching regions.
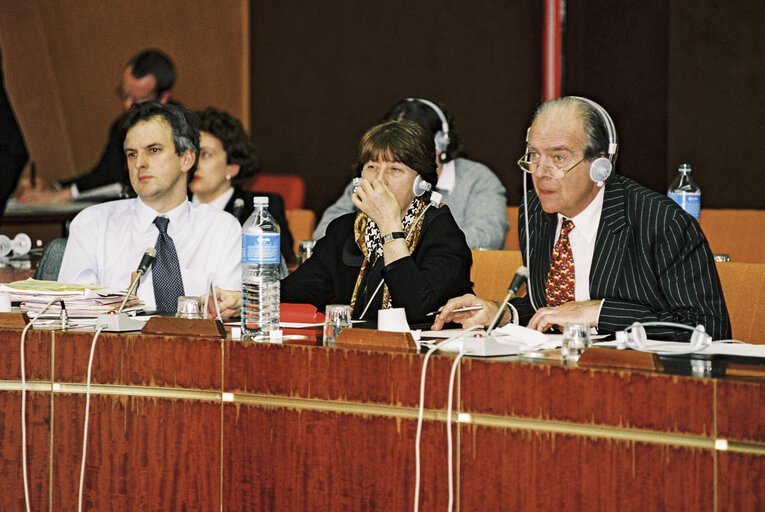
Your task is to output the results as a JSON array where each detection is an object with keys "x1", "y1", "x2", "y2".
[{"x1": 59, "y1": 102, "x2": 241, "y2": 314}]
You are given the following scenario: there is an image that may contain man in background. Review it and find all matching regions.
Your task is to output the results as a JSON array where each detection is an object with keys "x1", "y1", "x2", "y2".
[{"x1": 16, "y1": 48, "x2": 175, "y2": 203}]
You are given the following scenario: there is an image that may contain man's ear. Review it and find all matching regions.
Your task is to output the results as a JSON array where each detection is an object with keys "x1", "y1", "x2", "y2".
[
  {"x1": 158, "y1": 91, "x2": 172, "y2": 105},
  {"x1": 180, "y1": 149, "x2": 196, "y2": 173}
]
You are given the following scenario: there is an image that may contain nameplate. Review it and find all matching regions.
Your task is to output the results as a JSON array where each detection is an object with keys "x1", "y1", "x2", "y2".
[
  {"x1": 141, "y1": 317, "x2": 227, "y2": 339},
  {"x1": 333, "y1": 328, "x2": 416, "y2": 353},
  {"x1": 577, "y1": 346, "x2": 663, "y2": 372},
  {"x1": 0, "y1": 312, "x2": 30, "y2": 330}
]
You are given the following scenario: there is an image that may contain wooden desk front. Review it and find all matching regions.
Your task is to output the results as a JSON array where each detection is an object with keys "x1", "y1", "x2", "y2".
[{"x1": 0, "y1": 329, "x2": 763, "y2": 511}]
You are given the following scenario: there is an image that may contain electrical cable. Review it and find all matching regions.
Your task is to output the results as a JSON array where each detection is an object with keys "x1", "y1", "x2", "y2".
[
  {"x1": 413, "y1": 325, "x2": 482, "y2": 512},
  {"x1": 446, "y1": 349, "x2": 467, "y2": 512},
  {"x1": 77, "y1": 325, "x2": 106, "y2": 512},
  {"x1": 20, "y1": 296, "x2": 63, "y2": 512}
]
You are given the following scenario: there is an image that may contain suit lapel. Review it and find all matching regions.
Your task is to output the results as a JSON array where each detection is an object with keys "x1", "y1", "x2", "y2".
[
  {"x1": 590, "y1": 177, "x2": 630, "y2": 298},
  {"x1": 527, "y1": 194, "x2": 556, "y2": 308}
]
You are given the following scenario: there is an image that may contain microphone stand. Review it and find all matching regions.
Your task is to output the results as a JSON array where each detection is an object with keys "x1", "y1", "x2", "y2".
[{"x1": 98, "y1": 271, "x2": 147, "y2": 332}]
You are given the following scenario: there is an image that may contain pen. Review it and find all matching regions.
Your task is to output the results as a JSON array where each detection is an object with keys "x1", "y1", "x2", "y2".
[{"x1": 426, "y1": 304, "x2": 483, "y2": 317}]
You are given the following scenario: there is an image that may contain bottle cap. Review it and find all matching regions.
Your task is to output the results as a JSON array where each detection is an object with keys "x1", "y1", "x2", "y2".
[{"x1": 252, "y1": 196, "x2": 269, "y2": 206}]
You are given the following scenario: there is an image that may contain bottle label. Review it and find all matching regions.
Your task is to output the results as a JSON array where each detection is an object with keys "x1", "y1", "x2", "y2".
[
  {"x1": 242, "y1": 233, "x2": 280, "y2": 264},
  {"x1": 668, "y1": 192, "x2": 701, "y2": 219}
]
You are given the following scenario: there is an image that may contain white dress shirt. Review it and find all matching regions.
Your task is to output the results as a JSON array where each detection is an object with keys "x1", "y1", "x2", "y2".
[
  {"x1": 59, "y1": 198, "x2": 242, "y2": 311},
  {"x1": 553, "y1": 185, "x2": 605, "y2": 302},
  {"x1": 191, "y1": 187, "x2": 234, "y2": 211}
]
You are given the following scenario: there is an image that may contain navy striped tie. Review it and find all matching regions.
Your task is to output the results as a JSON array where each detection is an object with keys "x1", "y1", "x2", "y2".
[{"x1": 152, "y1": 216, "x2": 184, "y2": 313}]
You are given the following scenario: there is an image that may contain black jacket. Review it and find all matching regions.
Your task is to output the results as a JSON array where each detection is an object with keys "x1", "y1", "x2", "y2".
[{"x1": 282, "y1": 204, "x2": 473, "y2": 323}]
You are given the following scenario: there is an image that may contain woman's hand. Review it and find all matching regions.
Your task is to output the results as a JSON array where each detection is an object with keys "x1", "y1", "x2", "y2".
[
  {"x1": 431, "y1": 294, "x2": 505, "y2": 330},
  {"x1": 351, "y1": 168, "x2": 403, "y2": 235}
]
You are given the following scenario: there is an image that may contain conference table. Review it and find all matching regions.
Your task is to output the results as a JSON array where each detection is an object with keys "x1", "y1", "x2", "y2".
[{"x1": 1, "y1": 326, "x2": 763, "y2": 511}]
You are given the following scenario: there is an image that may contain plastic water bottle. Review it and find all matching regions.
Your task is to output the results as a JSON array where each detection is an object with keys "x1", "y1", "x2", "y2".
[
  {"x1": 668, "y1": 163, "x2": 701, "y2": 219},
  {"x1": 241, "y1": 197, "x2": 281, "y2": 339}
]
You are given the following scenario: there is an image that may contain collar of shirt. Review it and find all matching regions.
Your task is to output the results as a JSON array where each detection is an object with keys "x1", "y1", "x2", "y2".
[
  {"x1": 554, "y1": 184, "x2": 605, "y2": 301},
  {"x1": 191, "y1": 187, "x2": 234, "y2": 211},
  {"x1": 135, "y1": 197, "x2": 191, "y2": 237},
  {"x1": 435, "y1": 159, "x2": 456, "y2": 192}
]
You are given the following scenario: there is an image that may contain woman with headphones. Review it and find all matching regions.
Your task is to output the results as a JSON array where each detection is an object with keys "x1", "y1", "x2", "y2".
[
  {"x1": 282, "y1": 120, "x2": 473, "y2": 323},
  {"x1": 313, "y1": 98, "x2": 509, "y2": 249}
]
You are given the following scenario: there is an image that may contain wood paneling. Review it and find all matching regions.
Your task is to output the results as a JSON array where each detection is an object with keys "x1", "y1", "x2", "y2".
[
  {"x1": 1, "y1": 330, "x2": 764, "y2": 509},
  {"x1": 0, "y1": 0, "x2": 248, "y2": 185}
]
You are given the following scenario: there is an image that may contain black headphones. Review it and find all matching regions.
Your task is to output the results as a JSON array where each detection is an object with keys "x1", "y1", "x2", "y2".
[
  {"x1": 405, "y1": 98, "x2": 450, "y2": 162},
  {"x1": 570, "y1": 96, "x2": 619, "y2": 186},
  {"x1": 616, "y1": 321, "x2": 711, "y2": 355}
]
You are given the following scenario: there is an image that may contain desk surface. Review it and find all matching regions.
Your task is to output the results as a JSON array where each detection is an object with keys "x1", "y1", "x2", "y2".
[{"x1": 1, "y1": 329, "x2": 763, "y2": 510}]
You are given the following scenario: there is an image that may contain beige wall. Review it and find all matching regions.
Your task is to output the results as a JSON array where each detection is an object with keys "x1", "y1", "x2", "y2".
[{"x1": 0, "y1": 0, "x2": 248, "y2": 184}]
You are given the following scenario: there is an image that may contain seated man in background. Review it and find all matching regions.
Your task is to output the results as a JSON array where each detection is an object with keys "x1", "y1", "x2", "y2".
[
  {"x1": 59, "y1": 102, "x2": 241, "y2": 314},
  {"x1": 434, "y1": 96, "x2": 730, "y2": 340},
  {"x1": 312, "y1": 98, "x2": 509, "y2": 249},
  {"x1": 16, "y1": 49, "x2": 175, "y2": 203},
  {"x1": 192, "y1": 106, "x2": 295, "y2": 263}
]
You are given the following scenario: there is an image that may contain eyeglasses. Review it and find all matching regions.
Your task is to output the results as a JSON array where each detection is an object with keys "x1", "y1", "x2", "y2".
[
  {"x1": 115, "y1": 86, "x2": 157, "y2": 106},
  {"x1": 516, "y1": 151, "x2": 586, "y2": 179}
]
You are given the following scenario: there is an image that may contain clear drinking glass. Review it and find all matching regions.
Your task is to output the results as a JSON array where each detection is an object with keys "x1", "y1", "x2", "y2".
[
  {"x1": 560, "y1": 322, "x2": 591, "y2": 364},
  {"x1": 176, "y1": 296, "x2": 204, "y2": 319},
  {"x1": 323, "y1": 304, "x2": 352, "y2": 347},
  {"x1": 297, "y1": 240, "x2": 316, "y2": 266}
]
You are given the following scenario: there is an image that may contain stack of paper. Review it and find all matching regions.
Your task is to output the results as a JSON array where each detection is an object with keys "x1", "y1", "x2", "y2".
[{"x1": 0, "y1": 279, "x2": 144, "y2": 317}]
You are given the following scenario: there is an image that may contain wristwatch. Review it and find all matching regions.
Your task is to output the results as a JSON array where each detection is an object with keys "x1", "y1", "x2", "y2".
[{"x1": 382, "y1": 231, "x2": 405, "y2": 244}]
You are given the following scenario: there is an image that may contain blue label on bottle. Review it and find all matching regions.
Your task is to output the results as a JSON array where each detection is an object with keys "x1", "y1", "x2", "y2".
[
  {"x1": 242, "y1": 233, "x2": 280, "y2": 264},
  {"x1": 668, "y1": 192, "x2": 701, "y2": 220}
]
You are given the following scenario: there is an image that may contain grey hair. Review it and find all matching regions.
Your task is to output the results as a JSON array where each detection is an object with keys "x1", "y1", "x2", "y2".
[{"x1": 533, "y1": 96, "x2": 609, "y2": 161}]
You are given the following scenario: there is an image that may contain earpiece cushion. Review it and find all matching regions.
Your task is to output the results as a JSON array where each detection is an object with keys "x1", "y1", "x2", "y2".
[{"x1": 589, "y1": 157, "x2": 612, "y2": 183}]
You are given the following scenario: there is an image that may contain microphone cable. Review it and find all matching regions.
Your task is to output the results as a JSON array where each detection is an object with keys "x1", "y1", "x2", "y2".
[
  {"x1": 413, "y1": 325, "x2": 482, "y2": 512},
  {"x1": 78, "y1": 325, "x2": 106, "y2": 512},
  {"x1": 20, "y1": 296, "x2": 63, "y2": 512}
]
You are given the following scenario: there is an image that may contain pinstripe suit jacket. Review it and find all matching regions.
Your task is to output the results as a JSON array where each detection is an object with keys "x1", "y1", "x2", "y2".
[{"x1": 513, "y1": 175, "x2": 731, "y2": 340}]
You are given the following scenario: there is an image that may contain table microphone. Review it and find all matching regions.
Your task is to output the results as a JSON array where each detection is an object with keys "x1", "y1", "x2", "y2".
[
  {"x1": 117, "y1": 248, "x2": 157, "y2": 314},
  {"x1": 232, "y1": 198, "x2": 245, "y2": 222},
  {"x1": 487, "y1": 266, "x2": 529, "y2": 335}
]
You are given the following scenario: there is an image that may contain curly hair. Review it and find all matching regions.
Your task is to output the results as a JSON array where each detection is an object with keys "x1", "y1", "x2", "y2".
[{"x1": 195, "y1": 106, "x2": 259, "y2": 185}]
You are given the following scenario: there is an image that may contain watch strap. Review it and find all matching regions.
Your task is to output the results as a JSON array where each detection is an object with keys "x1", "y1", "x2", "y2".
[{"x1": 382, "y1": 231, "x2": 405, "y2": 244}]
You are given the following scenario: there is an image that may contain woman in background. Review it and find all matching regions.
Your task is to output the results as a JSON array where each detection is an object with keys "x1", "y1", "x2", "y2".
[{"x1": 191, "y1": 106, "x2": 295, "y2": 263}]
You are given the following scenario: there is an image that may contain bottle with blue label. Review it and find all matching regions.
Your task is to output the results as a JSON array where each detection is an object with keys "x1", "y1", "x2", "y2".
[
  {"x1": 668, "y1": 163, "x2": 701, "y2": 219},
  {"x1": 241, "y1": 196, "x2": 281, "y2": 339}
]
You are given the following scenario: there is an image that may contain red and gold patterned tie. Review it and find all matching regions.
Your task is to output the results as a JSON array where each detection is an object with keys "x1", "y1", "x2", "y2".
[{"x1": 546, "y1": 219, "x2": 575, "y2": 307}]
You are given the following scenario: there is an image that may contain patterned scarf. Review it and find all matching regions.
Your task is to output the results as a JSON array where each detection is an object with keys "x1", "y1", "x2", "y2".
[{"x1": 350, "y1": 197, "x2": 428, "y2": 316}]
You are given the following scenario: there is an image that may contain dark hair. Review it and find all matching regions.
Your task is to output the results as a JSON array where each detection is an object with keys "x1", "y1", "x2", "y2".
[
  {"x1": 127, "y1": 49, "x2": 176, "y2": 97},
  {"x1": 356, "y1": 120, "x2": 438, "y2": 187},
  {"x1": 195, "y1": 106, "x2": 259, "y2": 185},
  {"x1": 384, "y1": 99, "x2": 464, "y2": 163},
  {"x1": 533, "y1": 96, "x2": 610, "y2": 161},
  {"x1": 121, "y1": 101, "x2": 200, "y2": 174}
]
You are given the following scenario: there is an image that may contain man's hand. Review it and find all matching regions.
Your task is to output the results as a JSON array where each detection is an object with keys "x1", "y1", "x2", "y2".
[
  {"x1": 16, "y1": 178, "x2": 73, "y2": 204},
  {"x1": 431, "y1": 294, "x2": 505, "y2": 330},
  {"x1": 526, "y1": 299, "x2": 601, "y2": 332},
  {"x1": 206, "y1": 287, "x2": 241, "y2": 319}
]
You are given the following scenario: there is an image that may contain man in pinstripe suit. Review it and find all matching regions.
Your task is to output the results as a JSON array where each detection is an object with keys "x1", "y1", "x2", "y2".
[{"x1": 434, "y1": 97, "x2": 730, "y2": 340}]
